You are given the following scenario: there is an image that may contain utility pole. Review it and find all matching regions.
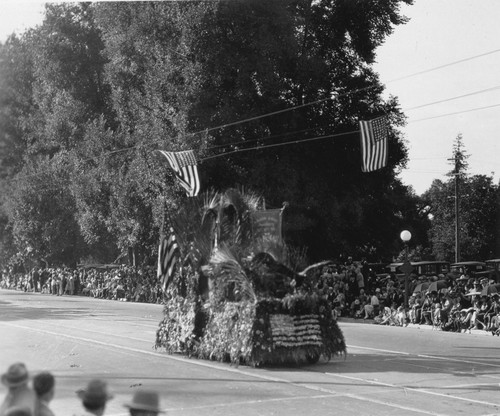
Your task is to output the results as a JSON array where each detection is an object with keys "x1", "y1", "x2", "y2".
[
  {"x1": 448, "y1": 134, "x2": 468, "y2": 263},
  {"x1": 454, "y1": 158, "x2": 460, "y2": 263},
  {"x1": 447, "y1": 155, "x2": 461, "y2": 263}
]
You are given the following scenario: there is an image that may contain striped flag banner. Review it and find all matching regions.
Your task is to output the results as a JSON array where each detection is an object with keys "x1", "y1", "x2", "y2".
[
  {"x1": 158, "y1": 150, "x2": 200, "y2": 197},
  {"x1": 359, "y1": 116, "x2": 389, "y2": 172},
  {"x1": 157, "y1": 228, "x2": 180, "y2": 292}
]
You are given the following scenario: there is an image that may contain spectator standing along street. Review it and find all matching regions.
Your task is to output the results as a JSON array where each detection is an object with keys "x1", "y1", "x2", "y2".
[
  {"x1": 32, "y1": 372, "x2": 55, "y2": 416},
  {"x1": 75, "y1": 379, "x2": 113, "y2": 416},
  {"x1": 0, "y1": 363, "x2": 37, "y2": 416},
  {"x1": 124, "y1": 390, "x2": 165, "y2": 416}
]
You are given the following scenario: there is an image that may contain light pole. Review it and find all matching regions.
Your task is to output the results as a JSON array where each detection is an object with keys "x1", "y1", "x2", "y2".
[{"x1": 400, "y1": 230, "x2": 412, "y2": 312}]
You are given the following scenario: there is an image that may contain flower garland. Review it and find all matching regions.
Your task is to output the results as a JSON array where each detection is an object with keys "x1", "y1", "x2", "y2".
[{"x1": 155, "y1": 295, "x2": 198, "y2": 354}]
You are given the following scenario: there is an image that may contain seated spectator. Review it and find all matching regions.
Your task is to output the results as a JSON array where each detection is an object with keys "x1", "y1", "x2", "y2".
[
  {"x1": 33, "y1": 372, "x2": 55, "y2": 416},
  {"x1": 459, "y1": 306, "x2": 475, "y2": 332},
  {"x1": 432, "y1": 302, "x2": 442, "y2": 327},
  {"x1": 373, "y1": 302, "x2": 393, "y2": 325},
  {"x1": 349, "y1": 298, "x2": 364, "y2": 319},
  {"x1": 475, "y1": 296, "x2": 491, "y2": 329},
  {"x1": 441, "y1": 305, "x2": 462, "y2": 332},
  {"x1": 485, "y1": 294, "x2": 500, "y2": 330},
  {"x1": 420, "y1": 294, "x2": 433, "y2": 325},
  {"x1": 393, "y1": 304, "x2": 406, "y2": 327},
  {"x1": 363, "y1": 289, "x2": 380, "y2": 319}
]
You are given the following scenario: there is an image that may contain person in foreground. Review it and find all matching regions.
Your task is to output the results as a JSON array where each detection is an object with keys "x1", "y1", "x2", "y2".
[
  {"x1": 0, "y1": 363, "x2": 37, "y2": 416},
  {"x1": 32, "y1": 372, "x2": 55, "y2": 416},
  {"x1": 124, "y1": 390, "x2": 164, "y2": 416},
  {"x1": 75, "y1": 380, "x2": 113, "y2": 416}
]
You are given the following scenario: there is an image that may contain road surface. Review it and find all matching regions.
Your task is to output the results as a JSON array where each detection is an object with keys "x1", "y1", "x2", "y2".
[{"x1": 1, "y1": 289, "x2": 500, "y2": 416}]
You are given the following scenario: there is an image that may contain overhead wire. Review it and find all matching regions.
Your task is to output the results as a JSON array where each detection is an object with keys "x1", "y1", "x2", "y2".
[
  {"x1": 200, "y1": 130, "x2": 355, "y2": 162},
  {"x1": 13, "y1": 47, "x2": 500, "y2": 167},
  {"x1": 387, "y1": 48, "x2": 500, "y2": 83},
  {"x1": 182, "y1": 48, "x2": 500, "y2": 141},
  {"x1": 405, "y1": 86, "x2": 500, "y2": 111},
  {"x1": 200, "y1": 98, "x2": 500, "y2": 162},
  {"x1": 411, "y1": 103, "x2": 500, "y2": 123}
]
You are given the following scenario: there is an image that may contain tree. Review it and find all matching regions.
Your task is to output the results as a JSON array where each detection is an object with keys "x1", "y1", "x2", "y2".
[
  {"x1": 94, "y1": 0, "x2": 414, "y2": 261},
  {"x1": 4, "y1": 154, "x2": 83, "y2": 267},
  {"x1": 1, "y1": 1, "x2": 420, "y2": 268},
  {"x1": 423, "y1": 136, "x2": 498, "y2": 261}
]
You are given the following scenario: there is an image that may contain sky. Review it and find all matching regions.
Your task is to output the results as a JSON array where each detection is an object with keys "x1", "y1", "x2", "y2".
[
  {"x1": 0, "y1": 1, "x2": 499, "y2": 195},
  {"x1": 374, "y1": 0, "x2": 500, "y2": 194}
]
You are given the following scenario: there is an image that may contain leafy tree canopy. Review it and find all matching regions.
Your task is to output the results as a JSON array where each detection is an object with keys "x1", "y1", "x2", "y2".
[{"x1": 0, "y1": 0, "x2": 425, "y2": 268}]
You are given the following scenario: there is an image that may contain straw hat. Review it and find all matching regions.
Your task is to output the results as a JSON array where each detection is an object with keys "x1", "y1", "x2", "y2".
[
  {"x1": 1, "y1": 363, "x2": 29, "y2": 388},
  {"x1": 76, "y1": 380, "x2": 113, "y2": 407},
  {"x1": 124, "y1": 390, "x2": 164, "y2": 413}
]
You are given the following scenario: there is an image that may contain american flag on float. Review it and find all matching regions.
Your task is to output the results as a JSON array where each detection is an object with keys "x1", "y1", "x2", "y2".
[
  {"x1": 157, "y1": 228, "x2": 180, "y2": 292},
  {"x1": 359, "y1": 116, "x2": 389, "y2": 172},
  {"x1": 158, "y1": 150, "x2": 200, "y2": 197}
]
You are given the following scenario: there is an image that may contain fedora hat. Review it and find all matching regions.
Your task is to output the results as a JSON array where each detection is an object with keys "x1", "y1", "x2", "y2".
[
  {"x1": 124, "y1": 390, "x2": 164, "y2": 413},
  {"x1": 1, "y1": 363, "x2": 29, "y2": 387},
  {"x1": 77, "y1": 379, "x2": 113, "y2": 407}
]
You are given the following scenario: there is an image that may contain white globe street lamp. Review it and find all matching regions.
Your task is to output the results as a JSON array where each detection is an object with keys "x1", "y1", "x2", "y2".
[
  {"x1": 400, "y1": 230, "x2": 412, "y2": 243},
  {"x1": 400, "y1": 230, "x2": 412, "y2": 318}
]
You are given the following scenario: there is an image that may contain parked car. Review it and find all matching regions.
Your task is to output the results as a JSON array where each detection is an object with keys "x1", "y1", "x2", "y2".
[
  {"x1": 485, "y1": 259, "x2": 500, "y2": 282},
  {"x1": 450, "y1": 261, "x2": 487, "y2": 277},
  {"x1": 387, "y1": 261, "x2": 450, "y2": 279}
]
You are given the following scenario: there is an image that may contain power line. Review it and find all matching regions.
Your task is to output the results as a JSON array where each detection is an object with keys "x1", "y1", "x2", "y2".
[
  {"x1": 405, "y1": 86, "x2": 500, "y2": 111},
  {"x1": 387, "y1": 48, "x2": 500, "y2": 83},
  {"x1": 410, "y1": 103, "x2": 500, "y2": 123},
  {"x1": 204, "y1": 125, "x2": 322, "y2": 152},
  {"x1": 81, "y1": 99, "x2": 500, "y2": 164},
  {"x1": 199, "y1": 130, "x2": 355, "y2": 162},
  {"x1": 185, "y1": 47, "x2": 500, "y2": 140},
  {"x1": 13, "y1": 48, "x2": 500, "y2": 165},
  {"x1": 203, "y1": 100, "x2": 500, "y2": 159}
]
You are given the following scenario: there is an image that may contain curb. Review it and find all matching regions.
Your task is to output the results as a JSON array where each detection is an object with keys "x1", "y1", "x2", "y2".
[{"x1": 338, "y1": 317, "x2": 496, "y2": 336}]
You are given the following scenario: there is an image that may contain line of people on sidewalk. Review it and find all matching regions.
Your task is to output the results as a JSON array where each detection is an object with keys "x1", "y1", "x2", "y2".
[
  {"x1": 0, "y1": 265, "x2": 163, "y2": 305},
  {"x1": 0, "y1": 362, "x2": 165, "y2": 416}
]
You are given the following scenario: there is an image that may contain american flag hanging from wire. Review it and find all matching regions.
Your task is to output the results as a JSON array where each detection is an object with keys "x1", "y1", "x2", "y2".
[
  {"x1": 359, "y1": 116, "x2": 389, "y2": 172},
  {"x1": 157, "y1": 150, "x2": 200, "y2": 197},
  {"x1": 157, "y1": 228, "x2": 180, "y2": 292}
]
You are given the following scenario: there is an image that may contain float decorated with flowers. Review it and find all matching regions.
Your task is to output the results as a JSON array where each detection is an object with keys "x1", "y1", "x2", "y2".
[{"x1": 154, "y1": 189, "x2": 346, "y2": 366}]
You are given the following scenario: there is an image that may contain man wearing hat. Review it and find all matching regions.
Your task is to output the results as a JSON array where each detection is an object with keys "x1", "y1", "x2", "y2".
[
  {"x1": 0, "y1": 363, "x2": 37, "y2": 416},
  {"x1": 75, "y1": 379, "x2": 113, "y2": 416},
  {"x1": 124, "y1": 390, "x2": 164, "y2": 416}
]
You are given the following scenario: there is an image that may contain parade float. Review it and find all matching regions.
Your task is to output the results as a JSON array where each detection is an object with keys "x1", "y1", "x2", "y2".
[{"x1": 155, "y1": 188, "x2": 346, "y2": 366}]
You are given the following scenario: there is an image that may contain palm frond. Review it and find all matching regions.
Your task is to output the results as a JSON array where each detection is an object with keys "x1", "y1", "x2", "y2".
[{"x1": 210, "y1": 245, "x2": 256, "y2": 303}]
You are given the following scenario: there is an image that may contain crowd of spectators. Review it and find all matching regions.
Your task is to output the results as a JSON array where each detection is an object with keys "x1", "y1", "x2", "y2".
[
  {"x1": 2, "y1": 258, "x2": 500, "y2": 334},
  {"x1": 312, "y1": 259, "x2": 500, "y2": 334},
  {"x1": 0, "y1": 265, "x2": 164, "y2": 304}
]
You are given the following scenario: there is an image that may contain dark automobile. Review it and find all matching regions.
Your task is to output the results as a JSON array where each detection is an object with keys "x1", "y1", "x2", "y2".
[
  {"x1": 387, "y1": 261, "x2": 450, "y2": 279},
  {"x1": 485, "y1": 259, "x2": 500, "y2": 282},
  {"x1": 450, "y1": 261, "x2": 488, "y2": 276}
]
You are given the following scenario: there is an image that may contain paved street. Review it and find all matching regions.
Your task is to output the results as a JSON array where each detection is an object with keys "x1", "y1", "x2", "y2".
[{"x1": 1, "y1": 289, "x2": 500, "y2": 416}]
